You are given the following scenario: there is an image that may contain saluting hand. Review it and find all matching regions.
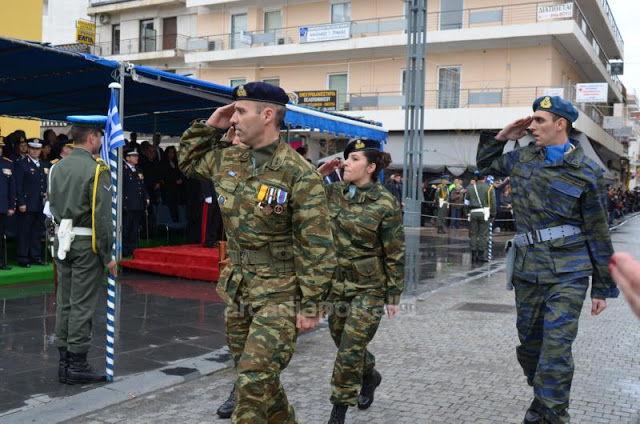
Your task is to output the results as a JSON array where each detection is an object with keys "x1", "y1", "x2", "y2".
[
  {"x1": 318, "y1": 158, "x2": 342, "y2": 177},
  {"x1": 495, "y1": 116, "x2": 533, "y2": 141},
  {"x1": 207, "y1": 103, "x2": 236, "y2": 130}
]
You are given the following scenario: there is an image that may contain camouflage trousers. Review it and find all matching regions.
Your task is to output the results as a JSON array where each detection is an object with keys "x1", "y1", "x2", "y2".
[
  {"x1": 225, "y1": 300, "x2": 298, "y2": 424},
  {"x1": 468, "y1": 213, "x2": 489, "y2": 251},
  {"x1": 514, "y1": 277, "x2": 588, "y2": 424},
  {"x1": 328, "y1": 293, "x2": 385, "y2": 406}
]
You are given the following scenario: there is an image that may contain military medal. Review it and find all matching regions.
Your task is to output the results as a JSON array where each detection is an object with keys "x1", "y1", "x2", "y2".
[
  {"x1": 274, "y1": 189, "x2": 288, "y2": 215},
  {"x1": 263, "y1": 204, "x2": 273, "y2": 215},
  {"x1": 218, "y1": 194, "x2": 226, "y2": 205},
  {"x1": 263, "y1": 186, "x2": 276, "y2": 215},
  {"x1": 256, "y1": 184, "x2": 268, "y2": 208}
]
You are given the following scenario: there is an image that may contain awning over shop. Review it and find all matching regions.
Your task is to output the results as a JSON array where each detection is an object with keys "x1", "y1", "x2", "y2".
[{"x1": 0, "y1": 36, "x2": 387, "y2": 140}]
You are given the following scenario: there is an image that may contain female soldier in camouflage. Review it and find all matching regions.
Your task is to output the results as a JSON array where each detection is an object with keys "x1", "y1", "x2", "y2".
[{"x1": 318, "y1": 139, "x2": 405, "y2": 424}]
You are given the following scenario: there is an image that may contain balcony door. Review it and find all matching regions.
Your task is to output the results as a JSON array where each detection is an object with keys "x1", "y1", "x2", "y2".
[
  {"x1": 140, "y1": 19, "x2": 156, "y2": 52},
  {"x1": 437, "y1": 66, "x2": 460, "y2": 109},
  {"x1": 264, "y1": 11, "x2": 281, "y2": 45},
  {"x1": 328, "y1": 73, "x2": 348, "y2": 111},
  {"x1": 163, "y1": 17, "x2": 177, "y2": 50},
  {"x1": 231, "y1": 13, "x2": 248, "y2": 49},
  {"x1": 440, "y1": 0, "x2": 463, "y2": 30}
]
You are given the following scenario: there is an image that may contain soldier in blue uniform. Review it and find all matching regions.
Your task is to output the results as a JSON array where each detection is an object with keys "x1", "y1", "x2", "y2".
[
  {"x1": 0, "y1": 136, "x2": 16, "y2": 270},
  {"x1": 122, "y1": 150, "x2": 149, "y2": 257},
  {"x1": 477, "y1": 96, "x2": 618, "y2": 424},
  {"x1": 14, "y1": 139, "x2": 50, "y2": 267}
]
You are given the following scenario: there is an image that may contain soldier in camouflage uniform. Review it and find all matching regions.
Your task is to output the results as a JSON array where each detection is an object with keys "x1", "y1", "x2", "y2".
[
  {"x1": 465, "y1": 171, "x2": 496, "y2": 263},
  {"x1": 179, "y1": 82, "x2": 336, "y2": 424},
  {"x1": 49, "y1": 116, "x2": 118, "y2": 385},
  {"x1": 477, "y1": 96, "x2": 619, "y2": 424},
  {"x1": 318, "y1": 140, "x2": 405, "y2": 424}
]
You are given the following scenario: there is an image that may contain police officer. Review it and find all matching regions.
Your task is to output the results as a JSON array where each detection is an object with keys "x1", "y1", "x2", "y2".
[
  {"x1": 477, "y1": 96, "x2": 618, "y2": 424},
  {"x1": 49, "y1": 116, "x2": 117, "y2": 385},
  {"x1": 122, "y1": 150, "x2": 149, "y2": 257},
  {"x1": 11, "y1": 135, "x2": 28, "y2": 162},
  {"x1": 434, "y1": 174, "x2": 450, "y2": 233},
  {"x1": 466, "y1": 171, "x2": 496, "y2": 263},
  {"x1": 179, "y1": 82, "x2": 336, "y2": 423},
  {"x1": 318, "y1": 140, "x2": 405, "y2": 424},
  {"x1": 0, "y1": 136, "x2": 16, "y2": 270},
  {"x1": 14, "y1": 139, "x2": 50, "y2": 267}
]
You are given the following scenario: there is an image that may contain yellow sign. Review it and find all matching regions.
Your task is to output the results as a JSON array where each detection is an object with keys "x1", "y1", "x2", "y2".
[
  {"x1": 76, "y1": 29, "x2": 95, "y2": 45},
  {"x1": 76, "y1": 20, "x2": 96, "y2": 32}
]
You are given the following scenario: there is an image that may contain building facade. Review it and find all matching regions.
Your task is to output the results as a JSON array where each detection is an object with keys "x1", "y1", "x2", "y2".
[{"x1": 88, "y1": 0, "x2": 630, "y2": 183}]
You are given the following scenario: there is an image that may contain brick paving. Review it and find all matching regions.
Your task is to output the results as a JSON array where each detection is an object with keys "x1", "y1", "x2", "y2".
[{"x1": 63, "y1": 217, "x2": 640, "y2": 424}]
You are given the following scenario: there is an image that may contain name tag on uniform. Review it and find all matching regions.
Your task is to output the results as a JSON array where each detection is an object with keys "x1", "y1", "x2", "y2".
[
  {"x1": 138, "y1": 173, "x2": 144, "y2": 180},
  {"x1": 2, "y1": 168, "x2": 11, "y2": 176}
]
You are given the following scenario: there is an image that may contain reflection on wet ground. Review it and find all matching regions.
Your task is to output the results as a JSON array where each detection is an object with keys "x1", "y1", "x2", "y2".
[{"x1": 0, "y1": 226, "x2": 511, "y2": 414}]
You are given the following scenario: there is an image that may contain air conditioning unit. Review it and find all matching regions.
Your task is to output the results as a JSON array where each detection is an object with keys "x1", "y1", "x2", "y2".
[
  {"x1": 98, "y1": 13, "x2": 111, "y2": 24},
  {"x1": 207, "y1": 39, "x2": 222, "y2": 51},
  {"x1": 277, "y1": 37, "x2": 287, "y2": 45}
]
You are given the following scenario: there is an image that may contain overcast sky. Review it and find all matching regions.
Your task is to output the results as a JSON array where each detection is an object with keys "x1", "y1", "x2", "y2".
[{"x1": 607, "y1": 0, "x2": 640, "y2": 95}]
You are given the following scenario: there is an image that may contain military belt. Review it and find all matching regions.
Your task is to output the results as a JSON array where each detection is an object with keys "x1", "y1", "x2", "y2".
[
  {"x1": 513, "y1": 224, "x2": 582, "y2": 248},
  {"x1": 227, "y1": 243, "x2": 294, "y2": 267}
]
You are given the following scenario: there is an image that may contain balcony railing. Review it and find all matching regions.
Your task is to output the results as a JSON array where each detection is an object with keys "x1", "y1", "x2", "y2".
[
  {"x1": 96, "y1": 34, "x2": 189, "y2": 56},
  {"x1": 344, "y1": 86, "x2": 612, "y2": 132},
  {"x1": 598, "y1": 0, "x2": 624, "y2": 48},
  {"x1": 188, "y1": 1, "x2": 620, "y2": 87}
]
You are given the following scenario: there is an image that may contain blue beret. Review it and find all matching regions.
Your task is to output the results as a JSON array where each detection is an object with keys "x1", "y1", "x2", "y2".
[
  {"x1": 532, "y1": 96, "x2": 578, "y2": 123},
  {"x1": 233, "y1": 82, "x2": 289, "y2": 106},
  {"x1": 66, "y1": 115, "x2": 108, "y2": 128},
  {"x1": 441, "y1": 174, "x2": 450, "y2": 180},
  {"x1": 343, "y1": 138, "x2": 381, "y2": 159}
]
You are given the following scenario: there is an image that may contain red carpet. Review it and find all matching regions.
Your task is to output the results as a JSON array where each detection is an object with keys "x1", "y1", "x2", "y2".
[{"x1": 120, "y1": 244, "x2": 221, "y2": 282}]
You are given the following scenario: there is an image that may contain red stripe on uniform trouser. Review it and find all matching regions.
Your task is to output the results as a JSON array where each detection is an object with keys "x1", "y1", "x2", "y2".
[{"x1": 201, "y1": 202, "x2": 209, "y2": 246}]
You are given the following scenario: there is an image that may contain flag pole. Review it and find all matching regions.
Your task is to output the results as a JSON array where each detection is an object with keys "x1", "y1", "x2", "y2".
[{"x1": 105, "y1": 81, "x2": 122, "y2": 382}]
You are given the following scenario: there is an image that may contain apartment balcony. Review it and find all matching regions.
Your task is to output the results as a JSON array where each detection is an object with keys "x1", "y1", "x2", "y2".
[
  {"x1": 88, "y1": 0, "x2": 185, "y2": 14},
  {"x1": 185, "y1": 0, "x2": 622, "y2": 100},
  {"x1": 95, "y1": 34, "x2": 188, "y2": 61},
  {"x1": 575, "y1": 0, "x2": 624, "y2": 58}
]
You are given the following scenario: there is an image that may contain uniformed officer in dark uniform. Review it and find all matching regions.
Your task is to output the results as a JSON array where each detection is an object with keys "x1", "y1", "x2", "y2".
[
  {"x1": 49, "y1": 115, "x2": 117, "y2": 385},
  {"x1": 14, "y1": 139, "x2": 50, "y2": 267},
  {"x1": 201, "y1": 180, "x2": 224, "y2": 247},
  {"x1": 0, "y1": 136, "x2": 16, "y2": 270},
  {"x1": 122, "y1": 149, "x2": 149, "y2": 257}
]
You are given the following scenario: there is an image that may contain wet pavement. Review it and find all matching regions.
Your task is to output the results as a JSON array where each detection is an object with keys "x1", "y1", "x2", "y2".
[{"x1": 0, "y1": 224, "x2": 507, "y2": 416}]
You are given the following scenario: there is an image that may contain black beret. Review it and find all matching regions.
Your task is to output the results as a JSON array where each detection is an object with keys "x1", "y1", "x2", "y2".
[
  {"x1": 343, "y1": 138, "x2": 380, "y2": 159},
  {"x1": 532, "y1": 96, "x2": 579, "y2": 123},
  {"x1": 233, "y1": 82, "x2": 289, "y2": 106}
]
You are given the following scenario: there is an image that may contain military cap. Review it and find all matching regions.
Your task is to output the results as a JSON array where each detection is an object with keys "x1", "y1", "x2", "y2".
[
  {"x1": 343, "y1": 138, "x2": 380, "y2": 159},
  {"x1": 441, "y1": 174, "x2": 451, "y2": 180},
  {"x1": 27, "y1": 138, "x2": 43, "y2": 148},
  {"x1": 532, "y1": 95, "x2": 579, "y2": 123},
  {"x1": 486, "y1": 175, "x2": 495, "y2": 185},
  {"x1": 66, "y1": 115, "x2": 108, "y2": 128},
  {"x1": 125, "y1": 149, "x2": 139, "y2": 157},
  {"x1": 17, "y1": 137, "x2": 27, "y2": 145},
  {"x1": 232, "y1": 82, "x2": 289, "y2": 106}
]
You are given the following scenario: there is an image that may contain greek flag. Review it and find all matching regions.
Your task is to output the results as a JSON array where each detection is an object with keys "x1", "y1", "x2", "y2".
[{"x1": 100, "y1": 90, "x2": 126, "y2": 164}]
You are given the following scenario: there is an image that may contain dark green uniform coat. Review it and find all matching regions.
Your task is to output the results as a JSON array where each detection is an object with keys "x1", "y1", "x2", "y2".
[
  {"x1": 477, "y1": 131, "x2": 618, "y2": 424},
  {"x1": 49, "y1": 147, "x2": 113, "y2": 354},
  {"x1": 325, "y1": 181, "x2": 404, "y2": 406},
  {"x1": 179, "y1": 122, "x2": 336, "y2": 424}
]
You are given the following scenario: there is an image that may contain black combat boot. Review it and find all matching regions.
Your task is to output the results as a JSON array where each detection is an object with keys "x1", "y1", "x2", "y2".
[
  {"x1": 477, "y1": 250, "x2": 489, "y2": 262},
  {"x1": 66, "y1": 352, "x2": 106, "y2": 385},
  {"x1": 357, "y1": 368, "x2": 382, "y2": 410},
  {"x1": 471, "y1": 250, "x2": 477, "y2": 263},
  {"x1": 216, "y1": 383, "x2": 235, "y2": 419},
  {"x1": 327, "y1": 405, "x2": 348, "y2": 424},
  {"x1": 58, "y1": 347, "x2": 69, "y2": 383},
  {"x1": 523, "y1": 398, "x2": 543, "y2": 424}
]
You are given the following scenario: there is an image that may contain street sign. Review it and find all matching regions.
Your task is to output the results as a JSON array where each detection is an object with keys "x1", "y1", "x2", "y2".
[
  {"x1": 295, "y1": 90, "x2": 338, "y2": 111},
  {"x1": 576, "y1": 82, "x2": 608, "y2": 103},
  {"x1": 614, "y1": 126, "x2": 633, "y2": 137},
  {"x1": 603, "y1": 116, "x2": 623, "y2": 129},
  {"x1": 76, "y1": 20, "x2": 96, "y2": 45},
  {"x1": 537, "y1": 3, "x2": 573, "y2": 20},
  {"x1": 299, "y1": 23, "x2": 350, "y2": 43}
]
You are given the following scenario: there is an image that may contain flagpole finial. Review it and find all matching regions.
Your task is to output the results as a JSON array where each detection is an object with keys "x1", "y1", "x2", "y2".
[{"x1": 108, "y1": 82, "x2": 122, "y2": 90}]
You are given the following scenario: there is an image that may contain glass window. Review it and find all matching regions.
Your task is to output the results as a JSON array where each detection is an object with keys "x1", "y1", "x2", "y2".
[
  {"x1": 440, "y1": 0, "x2": 463, "y2": 30},
  {"x1": 263, "y1": 78, "x2": 280, "y2": 87},
  {"x1": 328, "y1": 73, "x2": 348, "y2": 110},
  {"x1": 140, "y1": 19, "x2": 156, "y2": 53},
  {"x1": 437, "y1": 67, "x2": 460, "y2": 109},
  {"x1": 331, "y1": 2, "x2": 351, "y2": 23},
  {"x1": 231, "y1": 13, "x2": 248, "y2": 49},
  {"x1": 230, "y1": 78, "x2": 247, "y2": 88},
  {"x1": 112, "y1": 24, "x2": 120, "y2": 55},
  {"x1": 264, "y1": 11, "x2": 282, "y2": 46}
]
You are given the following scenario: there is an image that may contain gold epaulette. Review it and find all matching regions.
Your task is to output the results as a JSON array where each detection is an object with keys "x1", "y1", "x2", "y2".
[
  {"x1": 50, "y1": 158, "x2": 59, "y2": 165},
  {"x1": 2, "y1": 157, "x2": 12, "y2": 163}
]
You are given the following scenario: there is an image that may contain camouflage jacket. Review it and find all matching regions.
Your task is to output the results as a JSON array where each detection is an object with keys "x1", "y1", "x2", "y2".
[
  {"x1": 325, "y1": 182, "x2": 405, "y2": 305},
  {"x1": 477, "y1": 131, "x2": 618, "y2": 299},
  {"x1": 48, "y1": 148, "x2": 113, "y2": 266},
  {"x1": 179, "y1": 122, "x2": 336, "y2": 315}
]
